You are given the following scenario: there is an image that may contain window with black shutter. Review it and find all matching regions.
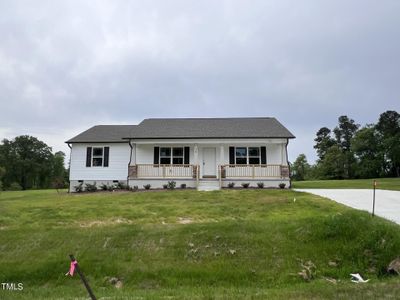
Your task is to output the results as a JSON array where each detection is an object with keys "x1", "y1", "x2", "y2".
[
  {"x1": 154, "y1": 147, "x2": 160, "y2": 164},
  {"x1": 92, "y1": 147, "x2": 104, "y2": 166},
  {"x1": 231, "y1": 146, "x2": 263, "y2": 165},
  {"x1": 229, "y1": 147, "x2": 235, "y2": 164},
  {"x1": 86, "y1": 147, "x2": 92, "y2": 167},
  {"x1": 261, "y1": 146, "x2": 267, "y2": 164},
  {"x1": 184, "y1": 147, "x2": 190, "y2": 164},
  {"x1": 157, "y1": 147, "x2": 187, "y2": 165},
  {"x1": 86, "y1": 146, "x2": 109, "y2": 167},
  {"x1": 103, "y1": 147, "x2": 109, "y2": 167}
]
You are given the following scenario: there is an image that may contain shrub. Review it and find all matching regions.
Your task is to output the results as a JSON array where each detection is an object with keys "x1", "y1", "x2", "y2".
[
  {"x1": 180, "y1": 183, "x2": 186, "y2": 189},
  {"x1": 257, "y1": 182, "x2": 264, "y2": 188},
  {"x1": 167, "y1": 181, "x2": 176, "y2": 190},
  {"x1": 85, "y1": 182, "x2": 97, "y2": 192},
  {"x1": 116, "y1": 182, "x2": 127, "y2": 190},
  {"x1": 100, "y1": 184, "x2": 115, "y2": 192},
  {"x1": 163, "y1": 184, "x2": 168, "y2": 189},
  {"x1": 279, "y1": 183, "x2": 286, "y2": 189},
  {"x1": 9, "y1": 182, "x2": 22, "y2": 191},
  {"x1": 130, "y1": 185, "x2": 139, "y2": 192},
  {"x1": 227, "y1": 182, "x2": 235, "y2": 188},
  {"x1": 100, "y1": 184, "x2": 109, "y2": 191},
  {"x1": 143, "y1": 184, "x2": 151, "y2": 190},
  {"x1": 74, "y1": 183, "x2": 83, "y2": 193},
  {"x1": 0, "y1": 180, "x2": 2, "y2": 191},
  {"x1": 241, "y1": 183, "x2": 250, "y2": 188}
]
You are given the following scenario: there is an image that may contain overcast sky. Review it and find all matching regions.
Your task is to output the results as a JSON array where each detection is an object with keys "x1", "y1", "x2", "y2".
[{"x1": 0, "y1": 1, "x2": 399, "y2": 163}]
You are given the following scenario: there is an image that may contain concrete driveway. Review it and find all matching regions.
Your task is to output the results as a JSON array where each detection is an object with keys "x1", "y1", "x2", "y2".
[{"x1": 294, "y1": 189, "x2": 400, "y2": 225}]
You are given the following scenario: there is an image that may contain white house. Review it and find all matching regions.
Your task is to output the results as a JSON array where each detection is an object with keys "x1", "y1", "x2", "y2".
[{"x1": 66, "y1": 117, "x2": 295, "y2": 191}]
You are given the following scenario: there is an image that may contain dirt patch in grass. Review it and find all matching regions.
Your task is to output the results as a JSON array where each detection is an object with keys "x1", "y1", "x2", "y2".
[
  {"x1": 78, "y1": 218, "x2": 133, "y2": 227},
  {"x1": 178, "y1": 217, "x2": 193, "y2": 224},
  {"x1": 176, "y1": 217, "x2": 221, "y2": 224}
]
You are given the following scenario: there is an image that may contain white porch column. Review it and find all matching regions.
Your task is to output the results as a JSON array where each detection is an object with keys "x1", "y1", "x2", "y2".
[
  {"x1": 194, "y1": 144, "x2": 199, "y2": 165},
  {"x1": 220, "y1": 145, "x2": 224, "y2": 164}
]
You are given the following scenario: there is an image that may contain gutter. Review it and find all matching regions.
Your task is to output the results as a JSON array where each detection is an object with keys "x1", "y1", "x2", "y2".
[
  {"x1": 121, "y1": 136, "x2": 296, "y2": 140},
  {"x1": 285, "y1": 138, "x2": 292, "y2": 188}
]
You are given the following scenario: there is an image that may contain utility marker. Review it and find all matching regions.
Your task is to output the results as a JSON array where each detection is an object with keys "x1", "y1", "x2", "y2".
[
  {"x1": 66, "y1": 254, "x2": 97, "y2": 300},
  {"x1": 372, "y1": 180, "x2": 377, "y2": 217}
]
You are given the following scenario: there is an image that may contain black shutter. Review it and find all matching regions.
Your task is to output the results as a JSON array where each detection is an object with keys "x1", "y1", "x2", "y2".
[
  {"x1": 86, "y1": 147, "x2": 92, "y2": 167},
  {"x1": 229, "y1": 147, "x2": 235, "y2": 164},
  {"x1": 261, "y1": 146, "x2": 267, "y2": 164},
  {"x1": 154, "y1": 147, "x2": 160, "y2": 164},
  {"x1": 184, "y1": 147, "x2": 190, "y2": 164},
  {"x1": 104, "y1": 147, "x2": 109, "y2": 167}
]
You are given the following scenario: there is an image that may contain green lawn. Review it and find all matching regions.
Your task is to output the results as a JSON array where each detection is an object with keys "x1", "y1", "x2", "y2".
[
  {"x1": 292, "y1": 177, "x2": 400, "y2": 190},
  {"x1": 0, "y1": 189, "x2": 400, "y2": 299}
]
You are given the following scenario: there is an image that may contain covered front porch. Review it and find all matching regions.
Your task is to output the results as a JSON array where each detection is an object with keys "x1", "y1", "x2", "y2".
[
  {"x1": 127, "y1": 140, "x2": 290, "y2": 190},
  {"x1": 128, "y1": 163, "x2": 290, "y2": 190}
]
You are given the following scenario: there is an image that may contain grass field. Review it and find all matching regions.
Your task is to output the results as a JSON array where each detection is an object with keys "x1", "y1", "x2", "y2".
[
  {"x1": 1, "y1": 189, "x2": 400, "y2": 299},
  {"x1": 292, "y1": 177, "x2": 400, "y2": 190}
]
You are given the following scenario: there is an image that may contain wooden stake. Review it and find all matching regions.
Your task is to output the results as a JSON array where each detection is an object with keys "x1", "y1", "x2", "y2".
[
  {"x1": 372, "y1": 180, "x2": 376, "y2": 217},
  {"x1": 69, "y1": 254, "x2": 97, "y2": 300}
]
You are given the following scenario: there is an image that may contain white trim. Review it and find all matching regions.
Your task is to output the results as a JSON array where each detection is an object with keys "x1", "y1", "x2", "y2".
[{"x1": 133, "y1": 138, "x2": 286, "y2": 144}]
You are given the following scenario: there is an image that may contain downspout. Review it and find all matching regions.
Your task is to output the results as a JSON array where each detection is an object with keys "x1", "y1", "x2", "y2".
[
  {"x1": 127, "y1": 140, "x2": 133, "y2": 188},
  {"x1": 67, "y1": 143, "x2": 72, "y2": 193},
  {"x1": 285, "y1": 138, "x2": 291, "y2": 188}
]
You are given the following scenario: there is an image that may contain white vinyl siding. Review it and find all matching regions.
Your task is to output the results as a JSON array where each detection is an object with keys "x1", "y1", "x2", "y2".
[{"x1": 70, "y1": 143, "x2": 130, "y2": 180}]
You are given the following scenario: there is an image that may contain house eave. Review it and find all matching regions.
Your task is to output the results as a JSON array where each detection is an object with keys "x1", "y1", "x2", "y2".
[
  {"x1": 65, "y1": 141, "x2": 129, "y2": 144},
  {"x1": 122, "y1": 136, "x2": 296, "y2": 140}
]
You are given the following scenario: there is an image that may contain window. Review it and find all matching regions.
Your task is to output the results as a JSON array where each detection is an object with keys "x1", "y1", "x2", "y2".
[
  {"x1": 248, "y1": 147, "x2": 260, "y2": 164},
  {"x1": 235, "y1": 147, "x2": 247, "y2": 164},
  {"x1": 92, "y1": 147, "x2": 104, "y2": 166},
  {"x1": 172, "y1": 147, "x2": 184, "y2": 164},
  {"x1": 86, "y1": 146, "x2": 109, "y2": 167},
  {"x1": 160, "y1": 147, "x2": 171, "y2": 164},
  {"x1": 235, "y1": 147, "x2": 261, "y2": 165},
  {"x1": 159, "y1": 147, "x2": 185, "y2": 165}
]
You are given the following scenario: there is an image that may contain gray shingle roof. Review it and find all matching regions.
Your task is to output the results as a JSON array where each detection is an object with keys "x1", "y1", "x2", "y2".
[
  {"x1": 132, "y1": 118, "x2": 295, "y2": 139},
  {"x1": 66, "y1": 125, "x2": 136, "y2": 143},
  {"x1": 66, "y1": 118, "x2": 295, "y2": 143}
]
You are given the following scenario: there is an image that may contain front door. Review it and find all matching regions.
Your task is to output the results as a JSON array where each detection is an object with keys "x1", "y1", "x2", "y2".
[{"x1": 203, "y1": 148, "x2": 216, "y2": 177}]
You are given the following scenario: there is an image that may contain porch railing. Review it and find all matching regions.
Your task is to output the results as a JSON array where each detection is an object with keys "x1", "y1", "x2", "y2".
[
  {"x1": 130, "y1": 164, "x2": 198, "y2": 179},
  {"x1": 128, "y1": 164, "x2": 289, "y2": 180},
  {"x1": 220, "y1": 164, "x2": 289, "y2": 179}
]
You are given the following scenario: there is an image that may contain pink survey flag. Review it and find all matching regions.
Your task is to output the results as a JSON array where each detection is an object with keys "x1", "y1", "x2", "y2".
[{"x1": 66, "y1": 260, "x2": 78, "y2": 276}]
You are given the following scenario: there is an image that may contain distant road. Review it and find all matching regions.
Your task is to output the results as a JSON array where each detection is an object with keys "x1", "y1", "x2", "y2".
[{"x1": 294, "y1": 189, "x2": 400, "y2": 225}]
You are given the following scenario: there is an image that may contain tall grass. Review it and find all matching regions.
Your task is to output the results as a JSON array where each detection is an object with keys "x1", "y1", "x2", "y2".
[{"x1": 0, "y1": 189, "x2": 399, "y2": 299}]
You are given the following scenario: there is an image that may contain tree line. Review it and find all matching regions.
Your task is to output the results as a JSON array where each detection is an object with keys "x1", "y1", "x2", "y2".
[
  {"x1": 292, "y1": 110, "x2": 400, "y2": 180},
  {"x1": 0, "y1": 135, "x2": 68, "y2": 190}
]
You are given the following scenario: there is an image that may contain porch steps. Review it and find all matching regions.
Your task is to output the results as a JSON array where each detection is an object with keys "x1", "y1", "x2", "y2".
[{"x1": 197, "y1": 180, "x2": 221, "y2": 191}]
